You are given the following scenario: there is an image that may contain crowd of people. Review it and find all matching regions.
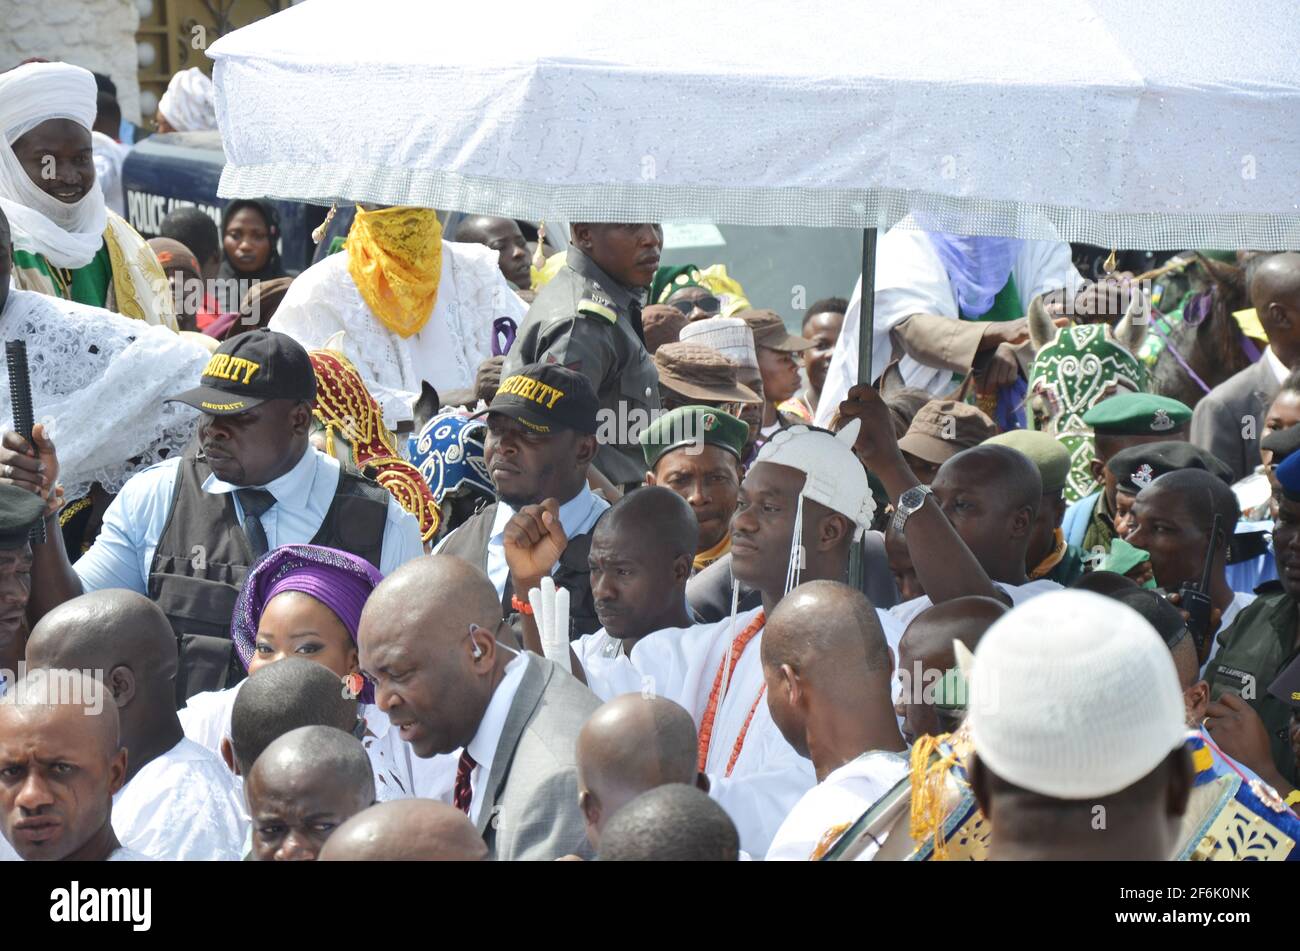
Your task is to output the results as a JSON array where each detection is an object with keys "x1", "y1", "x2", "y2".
[{"x1": 0, "y1": 57, "x2": 1298, "y2": 864}]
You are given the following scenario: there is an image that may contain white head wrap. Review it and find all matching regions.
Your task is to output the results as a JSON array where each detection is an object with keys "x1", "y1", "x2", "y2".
[
  {"x1": 679, "y1": 316, "x2": 758, "y2": 370},
  {"x1": 157, "y1": 68, "x2": 217, "y2": 133},
  {"x1": 754, "y1": 420, "x2": 876, "y2": 592},
  {"x1": 0, "y1": 62, "x2": 107, "y2": 268},
  {"x1": 963, "y1": 590, "x2": 1188, "y2": 800}
]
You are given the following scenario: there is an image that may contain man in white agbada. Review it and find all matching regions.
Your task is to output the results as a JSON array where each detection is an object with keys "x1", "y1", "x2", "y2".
[
  {"x1": 155, "y1": 67, "x2": 217, "y2": 134},
  {"x1": 815, "y1": 219, "x2": 1081, "y2": 426},
  {"x1": 270, "y1": 204, "x2": 527, "y2": 430},
  {"x1": 761, "y1": 580, "x2": 908, "y2": 861},
  {"x1": 578, "y1": 422, "x2": 886, "y2": 855},
  {"x1": 0, "y1": 209, "x2": 207, "y2": 508},
  {"x1": 964, "y1": 590, "x2": 1193, "y2": 860},
  {"x1": 0, "y1": 61, "x2": 176, "y2": 327},
  {"x1": 22, "y1": 591, "x2": 247, "y2": 861}
]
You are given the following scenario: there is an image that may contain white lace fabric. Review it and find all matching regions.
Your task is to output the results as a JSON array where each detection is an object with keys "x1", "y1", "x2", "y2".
[
  {"x1": 0, "y1": 289, "x2": 209, "y2": 500},
  {"x1": 270, "y1": 240, "x2": 526, "y2": 429}
]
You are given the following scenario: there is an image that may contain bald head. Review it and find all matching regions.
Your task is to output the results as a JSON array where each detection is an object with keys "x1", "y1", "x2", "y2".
[
  {"x1": 319, "y1": 800, "x2": 487, "y2": 861},
  {"x1": 1249, "y1": 252, "x2": 1300, "y2": 313},
  {"x1": 230, "y1": 657, "x2": 357, "y2": 775},
  {"x1": 599, "y1": 784, "x2": 738, "y2": 861},
  {"x1": 597, "y1": 486, "x2": 699, "y2": 562},
  {"x1": 900, "y1": 596, "x2": 1009, "y2": 673},
  {"x1": 361, "y1": 555, "x2": 501, "y2": 656},
  {"x1": 897, "y1": 596, "x2": 1008, "y2": 745},
  {"x1": 249, "y1": 725, "x2": 374, "y2": 805},
  {"x1": 244, "y1": 725, "x2": 375, "y2": 862},
  {"x1": 358, "y1": 556, "x2": 510, "y2": 758},
  {"x1": 577, "y1": 694, "x2": 698, "y2": 844},
  {"x1": 0, "y1": 671, "x2": 126, "y2": 861},
  {"x1": 762, "y1": 580, "x2": 890, "y2": 678},
  {"x1": 941, "y1": 445, "x2": 1042, "y2": 510},
  {"x1": 26, "y1": 590, "x2": 177, "y2": 710}
]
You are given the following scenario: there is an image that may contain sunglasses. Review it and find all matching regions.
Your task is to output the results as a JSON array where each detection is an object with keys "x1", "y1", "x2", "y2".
[{"x1": 668, "y1": 295, "x2": 721, "y2": 317}]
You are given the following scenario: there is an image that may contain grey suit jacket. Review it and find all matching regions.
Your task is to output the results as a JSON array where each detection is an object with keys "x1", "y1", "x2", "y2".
[
  {"x1": 476, "y1": 653, "x2": 601, "y2": 861},
  {"x1": 1190, "y1": 358, "x2": 1280, "y2": 481}
]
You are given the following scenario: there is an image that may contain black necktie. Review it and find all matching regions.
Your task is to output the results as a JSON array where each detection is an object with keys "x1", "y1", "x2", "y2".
[{"x1": 236, "y1": 488, "x2": 277, "y2": 560}]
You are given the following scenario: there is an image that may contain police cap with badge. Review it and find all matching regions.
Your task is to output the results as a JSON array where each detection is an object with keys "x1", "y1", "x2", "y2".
[
  {"x1": 1106, "y1": 440, "x2": 1234, "y2": 495},
  {"x1": 1082, "y1": 393, "x2": 1193, "y2": 436},
  {"x1": 639, "y1": 405, "x2": 748, "y2": 470}
]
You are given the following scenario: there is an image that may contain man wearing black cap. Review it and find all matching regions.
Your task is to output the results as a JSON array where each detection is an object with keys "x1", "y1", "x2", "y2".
[
  {"x1": 436, "y1": 362, "x2": 609, "y2": 638},
  {"x1": 4, "y1": 331, "x2": 424, "y2": 701},
  {"x1": 504, "y1": 223, "x2": 664, "y2": 489},
  {"x1": 0, "y1": 485, "x2": 47, "y2": 677}
]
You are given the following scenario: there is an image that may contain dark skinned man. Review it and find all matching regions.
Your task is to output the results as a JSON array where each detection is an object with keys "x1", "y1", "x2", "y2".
[
  {"x1": 762, "y1": 580, "x2": 908, "y2": 861},
  {"x1": 555, "y1": 487, "x2": 697, "y2": 681},
  {"x1": 882, "y1": 443, "x2": 1059, "y2": 631},
  {"x1": 966, "y1": 590, "x2": 1193, "y2": 859},
  {"x1": 895, "y1": 596, "x2": 1008, "y2": 746},
  {"x1": 318, "y1": 799, "x2": 488, "y2": 861},
  {"x1": 599, "y1": 784, "x2": 740, "y2": 862},
  {"x1": 504, "y1": 222, "x2": 664, "y2": 488},
  {"x1": 985, "y1": 429, "x2": 1085, "y2": 584},
  {"x1": 680, "y1": 316, "x2": 767, "y2": 465},
  {"x1": 0, "y1": 670, "x2": 143, "y2": 861},
  {"x1": 641, "y1": 406, "x2": 747, "y2": 572},
  {"x1": 564, "y1": 420, "x2": 978, "y2": 855},
  {"x1": 1, "y1": 330, "x2": 423, "y2": 701},
  {"x1": 358, "y1": 555, "x2": 600, "y2": 861},
  {"x1": 437, "y1": 362, "x2": 607, "y2": 638},
  {"x1": 573, "y1": 693, "x2": 704, "y2": 855},
  {"x1": 0, "y1": 485, "x2": 45, "y2": 677},
  {"x1": 1126, "y1": 468, "x2": 1249, "y2": 670},
  {"x1": 740, "y1": 309, "x2": 812, "y2": 448},
  {"x1": 244, "y1": 725, "x2": 375, "y2": 862},
  {"x1": 25, "y1": 590, "x2": 245, "y2": 860},
  {"x1": 1207, "y1": 449, "x2": 1300, "y2": 787},
  {"x1": 453, "y1": 215, "x2": 532, "y2": 292},
  {"x1": 0, "y1": 62, "x2": 175, "y2": 325},
  {"x1": 1062, "y1": 392, "x2": 1192, "y2": 558},
  {"x1": 1193, "y1": 252, "x2": 1300, "y2": 480}
]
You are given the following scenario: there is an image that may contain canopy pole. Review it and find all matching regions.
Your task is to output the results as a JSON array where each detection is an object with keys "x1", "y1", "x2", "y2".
[{"x1": 857, "y1": 227, "x2": 878, "y2": 388}]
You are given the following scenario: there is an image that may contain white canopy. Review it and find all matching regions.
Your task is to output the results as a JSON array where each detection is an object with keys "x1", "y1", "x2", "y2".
[{"x1": 209, "y1": 0, "x2": 1300, "y2": 249}]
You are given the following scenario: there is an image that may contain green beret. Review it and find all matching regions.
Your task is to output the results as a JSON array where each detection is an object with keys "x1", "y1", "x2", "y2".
[
  {"x1": 1082, "y1": 393, "x2": 1192, "y2": 436},
  {"x1": 0, "y1": 485, "x2": 45, "y2": 551},
  {"x1": 984, "y1": 430, "x2": 1071, "y2": 495},
  {"x1": 650, "y1": 264, "x2": 704, "y2": 305},
  {"x1": 640, "y1": 405, "x2": 747, "y2": 469},
  {"x1": 1105, "y1": 440, "x2": 1233, "y2": 494}
]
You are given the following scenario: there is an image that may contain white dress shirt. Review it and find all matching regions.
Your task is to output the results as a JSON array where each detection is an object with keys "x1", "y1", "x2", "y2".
[
  {"x1": 1265, "y1": 346, "x2": 1290, "y2": 385},
  {"x1": 112, "y1": 737, "x2": 247, "y2": 861},
  {"x1": 460, "y1": 651, "x2": 529, "y2": 826},
  {"x1": 74, "y1": 445, "x2": 424, "y2": 594},
  {"x1": 480, "y1": 486, "x2": 609, "y2": 598},
  {"x1": 765, "y1": 751, "x2": 909, "y2": 861}
]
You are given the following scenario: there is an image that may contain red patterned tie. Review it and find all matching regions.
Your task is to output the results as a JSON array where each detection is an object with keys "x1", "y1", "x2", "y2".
[{"x1": 453, "y1": 750, "x2": 477, "y2": 815}]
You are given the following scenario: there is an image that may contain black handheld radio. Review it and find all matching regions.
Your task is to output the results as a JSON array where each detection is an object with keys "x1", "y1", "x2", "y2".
[{"x1": 1177, "y1": 513, "x2": 1222, "y2": 658}]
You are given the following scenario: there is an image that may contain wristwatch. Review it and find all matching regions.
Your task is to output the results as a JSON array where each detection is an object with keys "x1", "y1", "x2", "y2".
[{"x1": 891, "y1": 484, "x2": 934, "y2": 535}]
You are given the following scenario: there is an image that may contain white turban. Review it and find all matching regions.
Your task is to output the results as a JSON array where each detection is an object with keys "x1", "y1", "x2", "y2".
[
  {"x1": 157, "y1": 67, "x2": 217, "y2": 133},
  {"x1": 0, "y1": 62, "x2": 107, "y2": 268},
  {"x1": 964, "y1": 589, "x2": 1188, "y2": 800}
]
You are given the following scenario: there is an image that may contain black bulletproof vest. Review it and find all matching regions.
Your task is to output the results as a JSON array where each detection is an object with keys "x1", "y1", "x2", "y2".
[
  {"x1": 148, "y1": 453, "x2": 389, "y2": 705},
  {"x1": 438, "y1": 502, "x2": 601, "y2": 641}
]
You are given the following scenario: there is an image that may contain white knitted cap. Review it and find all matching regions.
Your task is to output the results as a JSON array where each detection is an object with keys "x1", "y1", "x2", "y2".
[
  {"x1": 753, "y1": 420, "x2": 875, "y2": 542},
  {"x1": 679, "y1": 317, "x2": 758, "y2": 369},
  {"x1": 964, "y1": 590, "x2": 1187, "y2": 800}
]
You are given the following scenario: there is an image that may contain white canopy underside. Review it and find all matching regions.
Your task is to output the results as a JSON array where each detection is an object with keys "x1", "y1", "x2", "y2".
[{"x1": 209, "y1": 0, "x2": 1300, "y2": 249}]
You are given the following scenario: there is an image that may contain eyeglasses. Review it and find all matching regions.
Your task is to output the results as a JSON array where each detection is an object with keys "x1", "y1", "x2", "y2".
[{"x1": 668, "y1": 295, "x2": 721, "y2": 317}]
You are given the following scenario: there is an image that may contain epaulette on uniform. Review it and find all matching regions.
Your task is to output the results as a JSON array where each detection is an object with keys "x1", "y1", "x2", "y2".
[{"x1": 577, "y1": 284, "x2": 618, "y2": 324}]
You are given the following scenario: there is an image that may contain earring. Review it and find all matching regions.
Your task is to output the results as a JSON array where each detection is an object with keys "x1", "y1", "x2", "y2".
[{"x1": 341, "y1": 671, "x2": 365, "y2": 700}]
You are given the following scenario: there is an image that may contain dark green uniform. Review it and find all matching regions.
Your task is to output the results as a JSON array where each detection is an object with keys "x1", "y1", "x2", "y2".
[
  {"x1": 1207, "y1": 587, "x2": 1300, "y2": 785},
  {"x1": 505, "y1": 247, "x2": 659, "y2": 487}
]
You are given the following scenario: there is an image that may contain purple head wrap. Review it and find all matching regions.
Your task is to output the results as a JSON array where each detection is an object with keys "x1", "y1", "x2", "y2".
[
  {"x1": 926, "y1": 233, "x2": 1023, "y2": 319},
  {"x1": 231, "y1": 544, "x2": 384, "y2": 703}
]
